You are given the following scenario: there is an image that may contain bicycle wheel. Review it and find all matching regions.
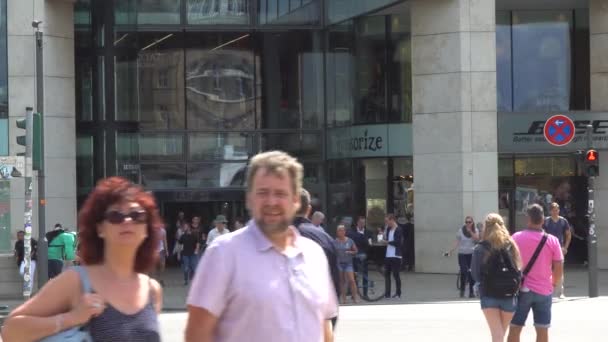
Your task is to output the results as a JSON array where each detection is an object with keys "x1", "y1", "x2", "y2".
[{"x1": 356, "y1": 262, "x2": 386, "y2": 302}]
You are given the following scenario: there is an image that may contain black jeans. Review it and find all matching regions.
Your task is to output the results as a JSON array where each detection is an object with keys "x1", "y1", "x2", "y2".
[
  {"x1": 384, "y1": 257, "x2": 402, "y2": 297},
  {"x1": 353, "y1": 253, "x2": 368, "y2": 296},
  {"x1": 48, "y1": 259, "x2": 63, "y2": 279},
  {"x1": 458, "y1": 253, "x2": 474, "y2": 295}
]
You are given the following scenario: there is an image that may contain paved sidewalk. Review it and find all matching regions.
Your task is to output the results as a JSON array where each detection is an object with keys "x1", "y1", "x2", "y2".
[{"x1": 2, "y1": 267, "x2": 607, "y2": 314}]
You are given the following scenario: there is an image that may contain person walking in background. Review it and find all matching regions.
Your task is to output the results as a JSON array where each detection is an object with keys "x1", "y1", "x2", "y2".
[
  {"x1": 1, "y1": 177, "x2": 163, "y2": 342},
  {"x1": 543, "y1": 202, "x2": 571, "y2": 299},
  {"x1": 335, "y1": 224, "x2": 358, "y2": 304},
  {"x1": 14, "y1": 230, "x2": 38, "y2": 286},
  {"x1": 156, "y1": 225, "x2": 168, "y2": 286},
  {"x1": 185, "y1": 151, "x2": 337, "y2": 342},
  {"x1": 207, "y1": 215, "x2": 230, "y2": 246},
  {"x1": 472, "y1": 214, "x2": 522, "y2": 342},
  {"x1": 233, "y1": 217, "x2": 245, "y2": 231},
  {"x1": 445, "y1": 216, "x2": 480, "y2": 298},
  {"x1": 508, "y1": 204, "x2": 563, "y2": 342},
  {"x1": 178, "y1": 224, "x2": 199, "y2": 286},
  {"x1": 45, "y1": 223, "x2": 76, "y2": 279},
  {"x1": 384, "y1": 214, "x2": 404, "y2": 299},
  {"x1": 348, "y1": 216, "x2": 373, "y2": 297},
  {"x1": 311, "y1": 211, "x2": 326, "y2": 230}
]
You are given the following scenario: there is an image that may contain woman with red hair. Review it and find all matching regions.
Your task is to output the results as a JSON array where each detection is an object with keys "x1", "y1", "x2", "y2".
[{"x1": 1, "y1": 177, "x2": 163, "y2": 342}]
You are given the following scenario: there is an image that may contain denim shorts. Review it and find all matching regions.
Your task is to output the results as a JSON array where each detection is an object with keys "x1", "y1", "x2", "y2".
[
  {"x1": 480, "y1": 296, "x2": 518, "y2": 313},
  {"x1": 338, "y1": 262, "x2": 354, "y2": 272},
  {"x1": 511, "y1": 290, "x2": 552, "y2": 328}
]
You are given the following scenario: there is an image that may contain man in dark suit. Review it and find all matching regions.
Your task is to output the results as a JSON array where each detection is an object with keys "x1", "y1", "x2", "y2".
[
  {"x1": 384, "y1": 213, "x2": 404, "y2": 299},
  {"x1": 293, "y1": 189, "x2": 340, "y2": 327},
  {"x1": 348, "y1": 216, "x2": 373, "y2": 297}
]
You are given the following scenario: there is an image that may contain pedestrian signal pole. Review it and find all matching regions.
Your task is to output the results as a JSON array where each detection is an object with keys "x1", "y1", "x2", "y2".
[
  {"x1": 585, "y1": 124, "x2": 598, "y2": 298},
  {"x1": 17, "y1": 107, "x2": 34, "y2": 298}
]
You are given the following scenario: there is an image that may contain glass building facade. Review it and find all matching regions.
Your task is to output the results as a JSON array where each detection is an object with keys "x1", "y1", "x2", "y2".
[{"x1": 75, "y1": 0, "x2": 411, "y2": 230}]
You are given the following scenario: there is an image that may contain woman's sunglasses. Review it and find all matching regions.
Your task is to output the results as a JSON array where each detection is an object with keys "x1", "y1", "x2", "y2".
[
  {"x1": 465, "y1": 220, "x2": 473, "y2": 224},
  {"x1": 104, "y1": 210, "x2": 147, "y2": 224}
]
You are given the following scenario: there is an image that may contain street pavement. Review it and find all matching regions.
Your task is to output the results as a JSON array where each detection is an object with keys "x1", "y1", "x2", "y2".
[{"x1": 160, "y1": 297, "x2": 608, "y2": 341}]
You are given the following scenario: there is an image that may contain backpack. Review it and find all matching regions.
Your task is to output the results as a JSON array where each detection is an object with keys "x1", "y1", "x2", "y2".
[{"x1": 480, "y1": 242, "x2": 522, "y2": 298}]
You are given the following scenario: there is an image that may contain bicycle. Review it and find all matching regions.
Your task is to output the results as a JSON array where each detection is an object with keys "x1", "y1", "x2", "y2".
[{"x1": 354, "y1": 257, "x2": 387, "y2": 302}]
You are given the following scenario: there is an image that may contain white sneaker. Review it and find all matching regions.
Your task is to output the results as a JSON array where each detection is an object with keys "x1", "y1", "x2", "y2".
[{"x1": 559, "y1": 294, "x2": 566, "y2": 300}]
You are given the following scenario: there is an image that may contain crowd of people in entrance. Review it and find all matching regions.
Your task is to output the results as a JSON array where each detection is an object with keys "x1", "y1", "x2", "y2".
[{"x1": 0, "y1": 149, "x2": 572, "y2": 342}]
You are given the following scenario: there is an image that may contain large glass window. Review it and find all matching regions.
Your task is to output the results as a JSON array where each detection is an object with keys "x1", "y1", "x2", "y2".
[
  {"x1": 327, "y1": 0, "x2": 400, "y2": 25},
  {"x1": 497, "y1": 10, "x2": 590, "y2": 112},
  {"x1": 75, "y1": 59, "x2": 93, "y2": 121},
  {"x1": 188, "y1": 0, "x2": 249, "y2": 24},
  {"x1": 187, "y1": 162, "x2": 247, "y2": 188},
  {"x1": 115, "y1": 0, "x2": 181, "y2": 25},
  {"x1": 189, "y1": 132, "x2": 251, "y2": 161},
  {"x1": 115, "y1": 33, "x2": 185, "y2": 128},
  {"x1": 326, "y1": 14, "x2": 412, "y2": 127},
  {"x1": 328, "y1": 159, "x2": 353, "y2": 225},
  {"x1": 140, "y1": 133, "x2": 185, "y2": 161},
  {"x1": 258, "y1": 0, "x2": 320, "y2": 25},
  {"x1": 76, "y1": 135, "x2": 94, "y2": 195},
  {"x1": 138, "y1": 33, "x2": 185, "y2": 129},
  {"x1": 261, "y1": 132, "x2": 321, "y2": 158},
  {"x1": 116, "y1": 132, "x2": 140, "y2": 183},
  {"x1": 141, "y1": 164, "x2": 187, "y2": 188},
  {"x1": 186, "y1": 32, "x2": 256, "y2": 130},
  {"x1": 259, "y1": 31, "x2": 323, "y2": 129}
]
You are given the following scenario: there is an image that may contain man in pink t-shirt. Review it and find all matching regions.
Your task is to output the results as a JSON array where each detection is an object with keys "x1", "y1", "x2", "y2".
[{"x1": 508, "y1": 204, "x2": 563, "y2": 342}]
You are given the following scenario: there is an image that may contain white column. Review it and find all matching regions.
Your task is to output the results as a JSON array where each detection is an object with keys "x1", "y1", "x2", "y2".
[
  {"x1": 411, "y1": 0, "x2": 498, "y2": 273},
  {"x1": 589, "y1": 0, "x2": 608, "y2": 269}
]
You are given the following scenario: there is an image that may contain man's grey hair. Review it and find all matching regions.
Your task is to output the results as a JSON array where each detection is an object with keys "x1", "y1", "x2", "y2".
[
  {"x1": 527, "y1": 204, "x2": 544, "y2": 225},
  {"x1": 312, "y1": 211, "x2": 325, "y2": 221},
  {"x1": 297, "y1": 189, "x2": 311, "y2": 216}
]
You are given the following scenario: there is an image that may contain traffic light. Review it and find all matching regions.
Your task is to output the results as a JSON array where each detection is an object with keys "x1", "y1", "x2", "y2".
[
  {"x1": 16, "y1": 117, "x2": 27, "y2": 156},
  {"x1": 584, "y1": 149, "x2": 599, "y2": 177}
]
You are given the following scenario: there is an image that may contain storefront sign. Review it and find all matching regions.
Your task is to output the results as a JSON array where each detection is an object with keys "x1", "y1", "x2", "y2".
[
  {"x1": 327, "y1": 123, "x2": 412, "y2": 159},
  {"x1": 498, "y1": 112, "x2": 608, "y2": 153}
]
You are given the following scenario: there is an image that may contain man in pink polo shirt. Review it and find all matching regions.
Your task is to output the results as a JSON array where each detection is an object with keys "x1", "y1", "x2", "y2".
[
  {"x1": 185, "y1": 151, "x2": 338, "y2": 342},
  {"x1": 508, "y1": 204, "x2": 563, "y2": 342}
]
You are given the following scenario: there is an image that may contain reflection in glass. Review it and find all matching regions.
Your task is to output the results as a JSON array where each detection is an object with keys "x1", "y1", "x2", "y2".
[
  {"x1": 356, "y1": 16, "x2": 387, "y2": 124},
  {"x1": 260, "y1": 32, "x2": 323, "y2": 129},
  {"x1": 138, "y1": 33, "x2": 185, "y2": 129},
  {"x1": 363, "y1": 159, "x2": 387, "y2": 228},
  {"x1": 388, "y1": 14, "x2": 412, "y2": 123},
  {"x1": 76, "y1": 59, "x2": 93, "y2": 121},
  {"x1": 328, "y1": 160, "x2": 353, "y2": 225},
  {"x1": 189, "y1": 133, "x2": 250, "y2": 160},
  {"x1": 258, "y1": 0, "x2": 320, "y2": 25},
  {"x1": 188, "y1": 162, "x2": 247, "y2": 188},
  {"x1": 140, "y1": 133, "x2": 184, "y2": 161},
  {"x1": 512, "y1": 11, "x2": 572, "y2": 112},
  {"x1": 115, "y1": 55, "x2": 138, "y2": 121},
  {"x1": 327, "y1": 21, "x2": 355, "y2": 127},
  {"x1": 261, "y1": 133, "x2": 321, "y2": 158},
  {"x1": 76, "y1": 135, "x2": 94, "y2": 194},
  {"x1": 115, "y1": 0, "x2": 181, "y2": 25},
  {"x1": 187, "y1": 0, "x2": 249, "y2": 24},
  {"x1": 0, "y1": 0, "x2": 7, "y2": 123},
  {"x1": 116, "y1": 133, "x2": 140, "y2": 183},
  {"x1": 141, "y1": 164, "x2": 186, "y2": 189},
  {"x1": 186, "y1": 33, "x2": 256, "y2": 130},
  {"x1": 74, "y1": 0, "x2": 92, "y2": 25}
]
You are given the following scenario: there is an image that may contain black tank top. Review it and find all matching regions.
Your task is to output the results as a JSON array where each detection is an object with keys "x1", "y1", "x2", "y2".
[{"x1": 88, "y1": 281, "x2": 161, "y2": 342}]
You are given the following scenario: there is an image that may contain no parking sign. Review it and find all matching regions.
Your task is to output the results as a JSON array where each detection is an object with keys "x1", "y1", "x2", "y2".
[{"x1": 544, "y1": 114, "x2": 575, "y2": 146}]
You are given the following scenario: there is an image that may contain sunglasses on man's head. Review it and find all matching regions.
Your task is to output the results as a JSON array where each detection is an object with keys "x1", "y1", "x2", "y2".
[{"x1": 104, "y1": 210, "x2": 147, "y2": 224}]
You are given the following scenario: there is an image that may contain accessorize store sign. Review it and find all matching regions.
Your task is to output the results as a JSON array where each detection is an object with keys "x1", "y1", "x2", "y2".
[
  {"x1": 498, "y1": 112, "x2": 608, "y2": 153},
  {"x1": 327, "y1": 123, "x2": 412, "y2": 159}
]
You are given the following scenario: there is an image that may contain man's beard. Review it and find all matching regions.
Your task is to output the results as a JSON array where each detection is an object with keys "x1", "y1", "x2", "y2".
[{"x1": 255, "y1": 217, "x2": 292, "y2": 236}]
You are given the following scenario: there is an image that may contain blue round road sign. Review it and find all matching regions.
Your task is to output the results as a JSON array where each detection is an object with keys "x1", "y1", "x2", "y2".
[{"x1": 544, "y1": 115, "x2": 575, "y2": 146}]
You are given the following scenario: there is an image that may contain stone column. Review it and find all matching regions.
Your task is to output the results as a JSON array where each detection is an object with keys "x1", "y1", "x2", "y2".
[
  {"x1": 411, "y1": 0, "x2": 498, "y2": 273},
  {"x1": 589, "y1": 0, "x2": 608, "y2": 269},
  {"x1": 8, "y1": 0, "x2": 77, "y2": 239}
]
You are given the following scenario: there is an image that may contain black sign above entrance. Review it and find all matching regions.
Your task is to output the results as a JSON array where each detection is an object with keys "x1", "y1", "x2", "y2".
[{"x1": 499, "y1": 112, "x2": 608, "y2": 153}]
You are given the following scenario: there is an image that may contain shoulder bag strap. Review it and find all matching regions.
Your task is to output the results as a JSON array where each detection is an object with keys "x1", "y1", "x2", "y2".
[
  {"x1": 522, "y1": 233, "x2": 548, "y2": 277},
  {"x1": 72, "y1": 266, "x2": 92, "y2": 294}
]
